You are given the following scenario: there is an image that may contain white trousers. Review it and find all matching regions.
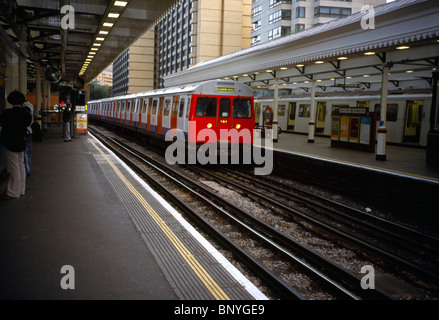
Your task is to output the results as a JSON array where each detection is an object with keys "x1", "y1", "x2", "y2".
[
  {"x1": 4, "y1": 148, "x2": 26, "y2": 198},
  {"x1": 64, "y1": 121, "x2": 71, "y2": 141}
]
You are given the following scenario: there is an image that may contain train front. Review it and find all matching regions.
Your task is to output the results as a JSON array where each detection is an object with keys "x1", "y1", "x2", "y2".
[{"x1": 187, "y1": 81, "x2": 255, "y2": 163}]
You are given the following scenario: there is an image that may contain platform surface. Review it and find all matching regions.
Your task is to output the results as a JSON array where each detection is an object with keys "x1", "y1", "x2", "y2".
[
  {"x1": 0, "y1": 133, "x2": 262, "y2": 300},
  {"x1": 263, "y1": 133, "x2": 438, "y2": 182}
]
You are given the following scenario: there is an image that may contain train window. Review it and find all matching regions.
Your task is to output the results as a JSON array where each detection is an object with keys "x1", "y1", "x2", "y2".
[
  {"x1": 116, "y1": 101, "x2": 121, "y2": 112},
  {"x1": 152, "y1": 99, "x2": 158, "y2": 115},
  {"x1": 186, "y1": 98, "x2": 191, "y2": 119},
  {"x1": 298, "y1": 104, "x2": 310, "y2": 117},
  {"x1": 374, "y1": 103, "x2": 398, "y2": 122},
  {"x1": 178, "y1": 98, "x2": 185, "y2": 118},
  {"x1": 163, "y1": 99, "x2": 171, "y2": 116},
  {"x1": 142, "y1": 100, "x2": 148, "y2": 113},
  {"x1": 172, "y1": 98, "x2": 179, "y2": 117},
  {"x1": 219, "y1": 98, "x2": 230, "y2": 117},
  {"x1": 233, "y1": 98, "x2": 252, "y2": 118},
  {"x1": 195, "y1": 97, "x2": 217, "y2": 117},
  {"x1": 278, "y1": 104, "x2": 286, "y2": 116}
]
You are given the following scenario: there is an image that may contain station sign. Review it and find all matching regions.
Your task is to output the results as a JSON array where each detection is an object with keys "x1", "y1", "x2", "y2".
[{"x1": 76, "y1": 113, "x2": 87, "y2": 135}]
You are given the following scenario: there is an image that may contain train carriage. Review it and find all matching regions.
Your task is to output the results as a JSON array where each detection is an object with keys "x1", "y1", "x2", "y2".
[
  {"x1": 88, "y1": 80, "x2": 255, "y2": 145},
  {"x1": 255, "y1": 90, "x2": 432, "y2": 147}
]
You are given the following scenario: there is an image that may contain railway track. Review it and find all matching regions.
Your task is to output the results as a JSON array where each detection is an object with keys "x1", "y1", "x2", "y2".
[
  {"x1": 89, "y1": 126, "x2": 395, "y2": 300},
  {"x1": 194, "y1": 166, "x2": 439, "y2": 288}
]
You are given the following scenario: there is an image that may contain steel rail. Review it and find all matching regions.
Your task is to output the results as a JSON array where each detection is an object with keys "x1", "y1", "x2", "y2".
[
  {"x1": 204, "y1": 167, "x2": 439, "y2": 287},
  {"x1": 89, "y1": 129, "x2": 393, "y2": 300},
  {"x1": 89, "y1": 129, "x2": 304, "y2": 300}
]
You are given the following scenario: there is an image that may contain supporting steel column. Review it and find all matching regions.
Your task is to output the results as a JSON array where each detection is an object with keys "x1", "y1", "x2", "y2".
[
  {"x1": 18, "y1": 29, "x2": 27, "y2": 94},
  {"x1": 272, "y1": 77, "x2": 279, "y2": 142},
  {"x1": 36, "y1": 65, "x2": 41, "y2": 123},
  {"x1": 308, "y1": 79, "x2": 316, "y2": 143},
  {"x1": 376, "y1": 65, "x2": 389, "y2": 161}
]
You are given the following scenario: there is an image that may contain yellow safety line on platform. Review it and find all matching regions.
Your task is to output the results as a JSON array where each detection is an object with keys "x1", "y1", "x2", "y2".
[{"x1": 90, "y1": 141, "x2": 230, "y2": 300}]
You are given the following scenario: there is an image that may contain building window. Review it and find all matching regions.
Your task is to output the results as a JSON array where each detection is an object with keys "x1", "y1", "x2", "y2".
[
  {"x1": 269, "y1": 10, "x2": 281, "y2": 24},
  {"x1": 252, "y1": 5, "x2": 262, "y2": 17},
  {"x1": 252, "y1": 35, "x2": 261, "y2": 45},
  {"x1": 268, "y1": 27, "x2": 281, "y2": 40},
  {"x1": 296, "y1": 7, "x2": 305, "y2": 18},
  {"x1": 314, "y1": 6, "x2": 352, "y2": 18},
  {"x1": 252, "y1": 20, "x2": 261, "y2": 31},
  {"x1": 294, "y1": 24, "x2": 305, "y2": 33}
]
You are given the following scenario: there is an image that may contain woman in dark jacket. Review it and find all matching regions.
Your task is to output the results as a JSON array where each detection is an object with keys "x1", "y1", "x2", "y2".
[{"x1": 0, "y1": 90, "x2": 32, "y2": 199}]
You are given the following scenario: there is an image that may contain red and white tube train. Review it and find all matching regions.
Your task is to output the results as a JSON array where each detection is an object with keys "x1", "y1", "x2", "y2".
[{"x1": 87, "y1": 80, "x2": 255, "y2": 144}]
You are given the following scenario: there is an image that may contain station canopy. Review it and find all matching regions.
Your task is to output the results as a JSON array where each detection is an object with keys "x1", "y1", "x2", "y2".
[
  {"x1": 0, "y1": 0, "x2": 178, "y2": 84},
  {"x1": 165, "y1": 0, "x2": 439, "y2": 93}
]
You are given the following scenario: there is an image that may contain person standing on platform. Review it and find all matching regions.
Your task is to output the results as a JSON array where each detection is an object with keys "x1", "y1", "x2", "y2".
[
  {"x1": 0, "y1": 90, "x2": 32, "y2": 199},
  {"x1": 63, "y1": 104, "x2": 72, "y2": 142},
  {"x1": 22, "y1": 100, "x2": 34, "y2": 176}
]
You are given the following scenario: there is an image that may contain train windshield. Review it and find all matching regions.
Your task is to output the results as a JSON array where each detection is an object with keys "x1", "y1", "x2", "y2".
[
  {"x1": 195, "y1": 97, "x2": 217, "y2": 117},
  {"x1": 233, "y1": 98, "x2": 252, "y2": 118}
]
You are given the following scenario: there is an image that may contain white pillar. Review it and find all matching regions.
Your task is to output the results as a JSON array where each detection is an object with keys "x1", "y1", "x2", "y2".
[
  {"x1": 376, "y1": 65, "x2": 389, "y2": 161},
  {"x1": 19, "y1": 57, "x2": 27, "y2": 94},
  {"x1": 308, "y1": 79, "x2": 316, "y2": 143},
  {"x1": 42, "y1": 80, "x2": 47, "y2": 130},
  {"x1": 19, "y1": 31, "x2": 27, "y2": 94},
  {"x1": 272, "y1": 77, "x2": 279, "y2": 142}
]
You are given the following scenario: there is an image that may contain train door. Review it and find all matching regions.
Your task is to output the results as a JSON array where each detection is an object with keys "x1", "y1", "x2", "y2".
[
  {"x1": 157, "y1": 97, "x2": 165, "y2": 133},
  {"x1": 315, "y1": 101, "x2": 326, "y2": 133},
  {"x1": 171, "y1": 96, "x2": 179, "y2": 131},
  {"x1": 111, "y1": 101, "x2": 116, "y2": 121},
  {"x1": 162, "y1": 97, "x2": 172, "y2": 134},
  {"x1": 277, "y1": 104, "x2": 287, "y2": 131},
  {"x1": 218, "y1": 97, "x2": 232, "y2": 136},
  {"x1": 116, "y1": 100, "x2": 121, "y2": 122},
  {"x1": 127, "y1": 99, "x2": 133, "y2": 125},
  {"x1": 139, "y1": 98, "x2": 147, "y2": 129},
  {"x1": 150, "y1": 98, "x2": 159, "y2": 131},
  {"x1": 177, "y1": 96, "x2": 187, "y2": 137},
  {"x1": 121, "y1": 100, "x2": 126, "y2": 123},
  {"x1": 106, "y1": 102, "x2": 110, "y2": 120},
  {"x1": 147, "y1": 98, "x2": 153, "y2": 130},
  {"x1": 404, "y1": 100, "x2": 423, "y2": 143},
  {"x1": 287, "y1": 102, "x2": 296, "y2": 130},
  {"x1": 255, "y1": 103, "x2": 261, "y2": 127}
]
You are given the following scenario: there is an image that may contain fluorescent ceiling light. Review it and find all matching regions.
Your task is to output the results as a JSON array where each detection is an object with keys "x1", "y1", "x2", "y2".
[
  {"x1": 103, "y1": 22, "x2": 114, "y2": 27},
  {"x1": 108, "y1": 13, "x2": 120, "y2": 18},
  {"x1": 99, "y1": 30, "x2": 109, "y2": 35},
  {"x1": 114, "y1": 1, "x2": 128, "y2": 6}
]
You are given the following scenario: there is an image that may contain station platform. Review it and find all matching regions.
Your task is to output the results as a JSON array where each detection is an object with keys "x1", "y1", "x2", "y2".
[
  {"x1": 0, "y1": 133, "x2": 265, "y2": 300},
  {"x1": 265, "y1": 132, "x2": 438, "y2": 183}
]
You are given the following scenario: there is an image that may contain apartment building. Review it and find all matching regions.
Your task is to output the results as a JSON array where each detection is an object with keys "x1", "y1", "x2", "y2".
[
  {"x1": 251, "y1": 0, "x2": 386, "y2": 46},
  {"x1": 112, "y1": 0, "x2": 252, "y2": 95}
]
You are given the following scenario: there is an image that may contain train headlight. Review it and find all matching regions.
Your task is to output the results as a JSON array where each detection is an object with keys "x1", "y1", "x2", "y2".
[
  {"x1": 236, "y1": 124, "x2": 241, "y2": 129},
  {"x1": 207, "y1": 123, "x2": 213, "y2": 129}
]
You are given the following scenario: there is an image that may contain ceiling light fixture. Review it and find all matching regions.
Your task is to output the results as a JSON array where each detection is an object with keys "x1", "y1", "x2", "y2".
[{"x1": 114, "y1": 1, "x2": 128, "y2": 6}]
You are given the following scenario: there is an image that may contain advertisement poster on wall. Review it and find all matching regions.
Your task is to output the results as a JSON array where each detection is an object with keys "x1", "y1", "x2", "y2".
[
  {"x1": 360, "y1": 116, "x2": 371, "y2": 145},
  {"x1": 340, "y1": 116, "x2": 349, "y2": 142},
  {"x1": 331, "y1": 116, "x2": 340, "y2": 140},
  {"x1": 349, "y1": 117, "x2": 360, "y2": 143}
]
